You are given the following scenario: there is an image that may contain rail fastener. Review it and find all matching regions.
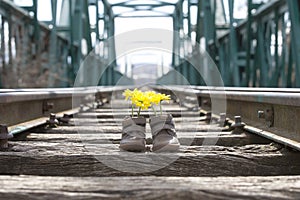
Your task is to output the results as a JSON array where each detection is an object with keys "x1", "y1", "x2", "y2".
[
  {"x1": 218, "y1": 113, "x2": 228, "y2": 127},
  {"x1": 0, "y1": 125, "x2": 13, "y2": 149},
  {"x1": 46, "y1": 113, "x2": 59, "y2": 128},
  {"x1": 58, "y1": 114, "x2": 72, "y2": 125},
  {"x1": 199, "y1": 111, "x2": 212, "y2": 124},
  {"x1": 230, "y1": 116, "x2": 246, "y2": 134}
]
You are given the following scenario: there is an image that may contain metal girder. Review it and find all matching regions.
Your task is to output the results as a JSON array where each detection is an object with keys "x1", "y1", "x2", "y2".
[
  {"x1": 245, "y1": 0, "x2": 252, "y2": 86},
  {"x1": 112, "y1": 3, "x2": 175, "y2": 7},
  {"x1": 198, "y1": 0, "x2": 299, "y2": 88},
  {"x1": 112, "y1": 0, "x2": 176, "y2": 7},
  {"x1": 112, "y1": 2, "x2": 176, "y2": 17},
  {"x1": 15, "y1": 0, "x2": 40, "y2": 42},
  {"x1": 114, "y1": 10, "x2": 173, "y2": 18},
  {"x1": 114, "y1": 14, "x2": 173, "y2": 18},
  {"x1": 97, "y1": 0, "x2": 118, "y2": 85},
  {"x1": 4, "y1": 0, "x2": 300, "y2": 88},
  {"x1": 287, "y1": 0, "x2": 300, "y2": 87},
  {"x1": 172, "y1": 0, "x2": 182, "y2": 67},
  {"x1": 256, "y1": 21, "x2": 268, "y2": 86},
  {"x1": 228, "y1": 0, "x2": 239, "y2": 86},
  {"x1": 195, "y1": 0, "x2": 202, "y2": 44},
  {"x1": 48, "y1": 0, "x2": 58, "y2": 86},
  {"x1": 187, "y1": 0, "x2": 191, "y2": 37}
]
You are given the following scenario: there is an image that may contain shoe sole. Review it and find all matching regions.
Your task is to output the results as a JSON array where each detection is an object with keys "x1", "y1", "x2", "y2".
[
  {"x1": 119, "y1": 143, "x2": 146, "y2": 152},
  {"x1": 152, "y1": 143, "x2": 180, "y2": 152}
]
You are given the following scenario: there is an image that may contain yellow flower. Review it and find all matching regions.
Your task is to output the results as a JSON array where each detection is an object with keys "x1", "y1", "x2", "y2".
[
  {"x1": 123, "y1": 88, "x2": 171, "y2": 116},
  {"x1": 145, "y1": 91, "x2": 160, "y2": 105},
  {"x1": 123, "y1": 89, "x2": 133, "y2": 100},
  {"x1": 132, "y1": 89, "x2": 152, "y2": 110},
  {"x1": 158, "y1": 93, "x2": 171, "y2": 102},
  {"x1": 151, "y1": 93, "x2": 171, "y2": 104}
]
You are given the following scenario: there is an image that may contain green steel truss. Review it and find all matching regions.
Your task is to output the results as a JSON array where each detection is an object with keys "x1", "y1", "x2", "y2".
[
  {"x1": 162, "y1": 0, "x2": 300, "y2": 87},
  {"x1": 0, "y1": 0, "x2": 300, "y2": 87},
  {"x1": 207, "y1": 0, "x2": 300, "y2": 87}
]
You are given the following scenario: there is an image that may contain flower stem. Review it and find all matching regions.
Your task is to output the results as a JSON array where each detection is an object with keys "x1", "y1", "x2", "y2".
[
  {"x1": 131, "y1": 104, "x2": 134, "y2": 117},
  {"x1": 137, "y1": 107, "x2": 141, "y2": 117},
  {"x1": 152, "y1": 106, "x2": 156, "y2": 116},
  {"x1": 160, "y1": 102, "x2": 162, "y2": 115}
]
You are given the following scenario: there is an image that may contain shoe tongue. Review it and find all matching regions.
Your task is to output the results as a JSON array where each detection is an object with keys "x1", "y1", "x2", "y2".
[
  {"x1": 151, "y1": 114, "x2": 172, "y2": 124},
  {"x1": 132, "y1": 117, "x2": 146, "y2": 125},
  {"x1": 123, "y1": 117, "x2": 146, "y2": 127}
]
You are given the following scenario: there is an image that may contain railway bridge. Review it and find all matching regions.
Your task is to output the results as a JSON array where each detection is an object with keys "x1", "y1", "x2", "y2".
[{"x1": 0, "y1": 0, "x2": 300, "y2": 199}]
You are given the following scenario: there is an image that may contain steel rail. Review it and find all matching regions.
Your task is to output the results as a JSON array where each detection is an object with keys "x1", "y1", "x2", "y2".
[
  {"x1": 151, "y1": 85, "x2": 300, "y2": 151},
  {"x1": 4, "y1": 85, "x2": 300, "y2": 151},
  {"x1": 164, "y1": 85, "x2": 300, "y2": 93},
  {"x1": 153, "y1": 85, "x2": 300, "y2": 106},
  {"x1": 0, "y1": 86, "x2": 131, "y2": 133}
]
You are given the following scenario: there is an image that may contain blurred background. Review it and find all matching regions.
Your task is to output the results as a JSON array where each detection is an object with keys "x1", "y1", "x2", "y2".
[{"x1": 0, "y1": 0, "x2": 298, "y2": 88}]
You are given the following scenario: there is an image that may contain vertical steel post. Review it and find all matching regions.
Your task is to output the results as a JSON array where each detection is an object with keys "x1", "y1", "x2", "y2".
[
  {"x1": 83, "y1": 0, "x2": 92, "y2": 53},
  {"x1": 195, "y1": 0, "x2": 202, "y2": 46},
  {"x1": 287, "y1": 0, "x2": 300, "y2": 87},
  {"x1": 107, "y1": 16, "x2": 116, "y2": 85},
  {"x1": 257, "y1": 22, "x2": 268, "y2": 86},
  {"x1": 270, "y1": 7, "x2": 280, "y2": 87},
  {"x1": 172, "y1": 10, "x2": 180, "y2": 68},
  {"x1": 228, "y1": 0, "x2": 239, "y2": 86},
  {"x1": 68, "y1": 0, "x2": 76, "y2": 84},
  {"x1": 187, "y1": 0, "x2": 191, "y2": 38},
  {"x1": 0, "y1": 16, "x2": 4, "y2": 87},
  {"x1": 280, "y1": 15, "x2": 287, "y2": 87},
  {"x1": 95, "y1": 0, "x2": 100, "y2": 41},
  {"x1": 48, "y1": 0, "x2": 58, "y2": 87},
  {"x1": 69, "y1": 0, "x2": 83, "y2": 82},
  {"x1": 245, "y1": 0, "x2": 252, "y2": 86},
  {"x1": 32, "y1": 0, "x2": 39, "y2": 43}
]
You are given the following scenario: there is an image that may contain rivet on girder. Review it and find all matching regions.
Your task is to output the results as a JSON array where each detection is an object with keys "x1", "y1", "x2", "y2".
[
  {"x1": 231, "y1": 116, "x2": 245, "y2": 134},
  {"x1": 43, "y1": 101, "x2": 54, "y2": 113},
  {"x1": 46, "y1": 113, "x2": 59, "y2": 128},
  {"x1": 258, "y1": 107, "x2": 274, "y2": 127},
  {"x1": 257, "y1": 110, "x2": 265, "y2": 118},
  {"x1": 0, "y1": 125, "x2": 13, "y2": 149}
]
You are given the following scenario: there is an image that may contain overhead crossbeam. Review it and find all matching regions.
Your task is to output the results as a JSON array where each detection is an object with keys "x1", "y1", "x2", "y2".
[{"x1": 108, "y1": 0, "x2": 177, "y2": 18}]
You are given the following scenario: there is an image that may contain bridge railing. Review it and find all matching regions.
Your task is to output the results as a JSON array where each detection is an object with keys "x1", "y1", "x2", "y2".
[
  {"x1": 212, "y1": 0, "x2": 300, "y2": 87},
  {"x1": 0, "y1": 0, "x2": 76, "y2": 88}
]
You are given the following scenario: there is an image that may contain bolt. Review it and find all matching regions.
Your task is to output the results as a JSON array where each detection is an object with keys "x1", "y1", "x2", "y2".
[
  {"x1": 200, "y1": 111, "x2": 211, "y2": 123},
  {"x1": 265, "y1": 108, "x2": 274, "y2": 127},
  {"x1": 46, "y1": 113, "x2": 59, "y2": 128},
  {"x1": 258, "y1": 110, "x2": 265, "y2": 119},
  {"x1": 59, "y1": 113, "x2": 72, "y2": 124},
  {"x1": 191, "y1": 106, "x2": 199, "y2": 111},
  {"x1": 205, "y1": 112, "x2": 212, "y2": 123},
  {"x1": 218, "y1": 113, "x2": 227, "y2": 127},
  {"x1": 96, "y1": 99, "x2": 103, "y2": 109},
  {"x1": 258, "y1": 108, "x2": 274, "y2": 127},
  {"x1": 235, "y1": 116, "x2": 242, "y2": 124},
  {"x1": 231, "y1": 116, "x2": 245, "y2": 134},
  {"x1": 202, "y1": 99, "x2": 211, "y2": 107},
  {"x1": 79, "y1": 105, "x2": 84, "y2": 112},
  {"x1": 0, "y1": 125, "x2": 13, "y2": 149}
]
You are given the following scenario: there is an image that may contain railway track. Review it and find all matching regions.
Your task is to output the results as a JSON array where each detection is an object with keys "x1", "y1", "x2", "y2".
[{"x1": 0, "y1": 86, "x2": 300, "y2": 199}]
